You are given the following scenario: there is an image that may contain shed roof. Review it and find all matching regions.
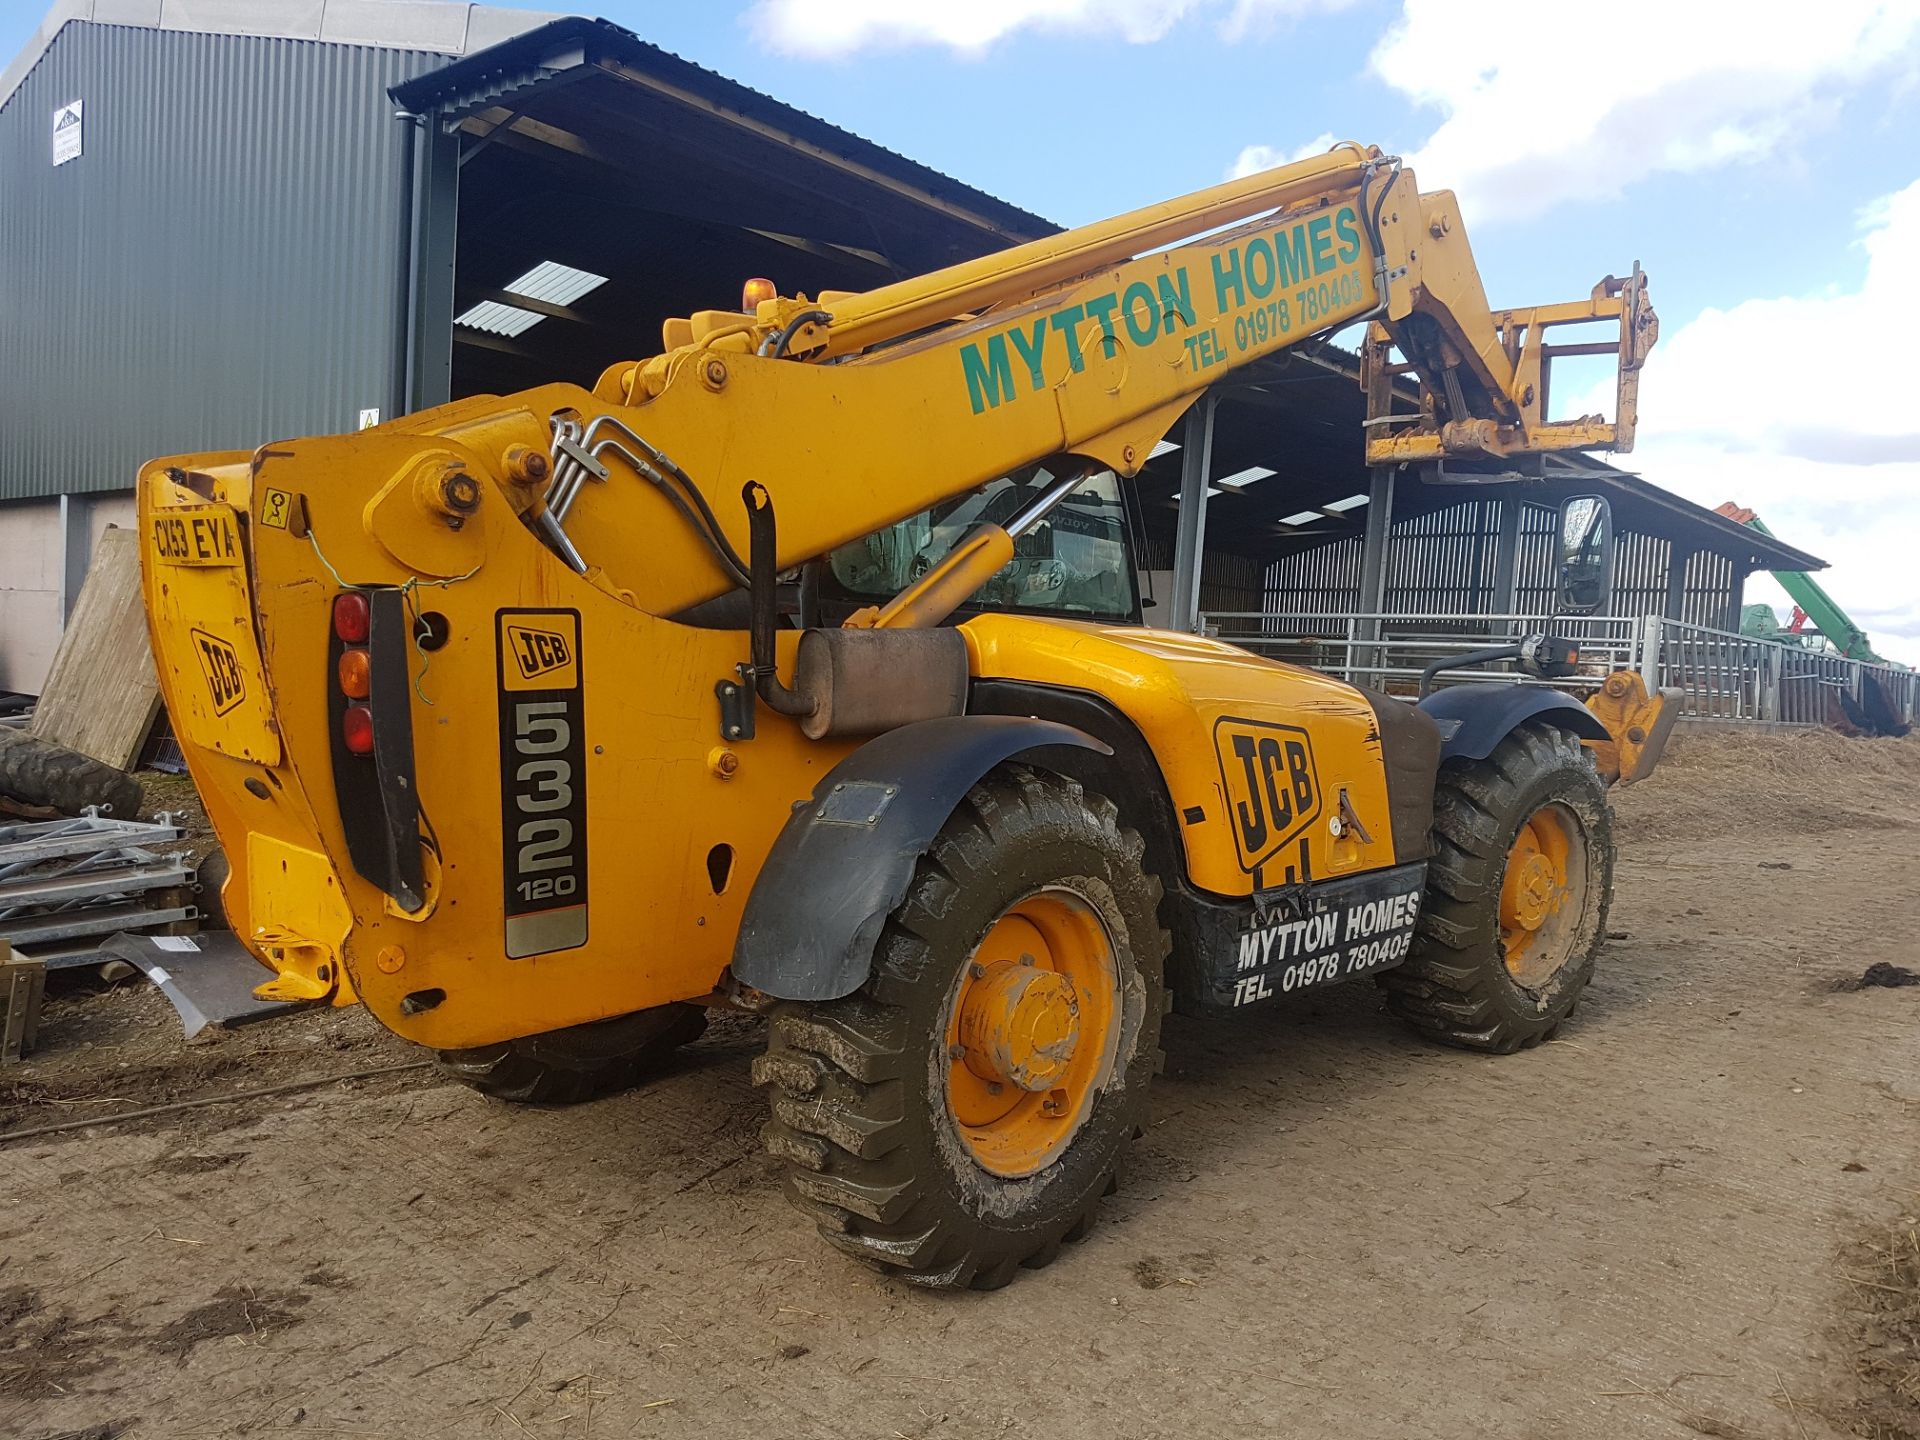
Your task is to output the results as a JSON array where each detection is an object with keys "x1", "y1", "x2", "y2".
[
  {"x1": 389, "y1": 15, "x2": 1057, "y2": 248},
  {"x1": 1, "y1": 0, "x2": 557, "y2": 114},
  {"x1": 1128, "y1": 346, "x2": 1828, "y2": 575}
]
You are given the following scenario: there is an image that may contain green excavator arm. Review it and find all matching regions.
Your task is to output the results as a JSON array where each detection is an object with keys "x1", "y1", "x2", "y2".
[{"x1": 1715, "y1": 504, "x2": 1880, "y2": 662}]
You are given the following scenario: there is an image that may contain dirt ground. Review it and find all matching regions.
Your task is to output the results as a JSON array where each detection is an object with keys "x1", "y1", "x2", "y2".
[{"x1": 4, "y1": 727, "x2": 1918, "y2": 1440}]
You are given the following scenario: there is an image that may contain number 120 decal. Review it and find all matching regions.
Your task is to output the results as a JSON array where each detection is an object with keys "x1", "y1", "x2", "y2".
[{"x1": 497, "y1": 611, "x2": 588, "y2": 958}]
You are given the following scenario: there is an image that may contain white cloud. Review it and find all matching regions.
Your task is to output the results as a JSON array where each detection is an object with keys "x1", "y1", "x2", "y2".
[
  {"x1": 1228, "y1": 132, "x2": 1339, "y2": 179},
  {"x1": 1601, "y1": 177, "x2": 1920, "y2": 664},
  {"x1": 1369, "y1": 0, "x2": 1920, "y2": 224},
  {"x1": 748, "y1": 0, "x2": 1351, "y2": 58}
]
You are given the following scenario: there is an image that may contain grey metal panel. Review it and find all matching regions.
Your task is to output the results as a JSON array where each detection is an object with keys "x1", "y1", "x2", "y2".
[
  {"x1": 0, "y1": 23, "x2": 443, "y2": 501},
  {"x1": 1, "y1": 3, "x2": 558, "y2": 112},
  {"x1": 1256, "y1": 493, "x2": 1747, "y2": 639}
]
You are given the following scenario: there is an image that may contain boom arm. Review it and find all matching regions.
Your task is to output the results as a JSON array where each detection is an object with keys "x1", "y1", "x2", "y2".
[
  {"x1": 487, "y1": 143, "x2": 1655, "y2": 618},
  {"x1": 1715, "y1": 504, "x2": 1879, "y2": 661}
]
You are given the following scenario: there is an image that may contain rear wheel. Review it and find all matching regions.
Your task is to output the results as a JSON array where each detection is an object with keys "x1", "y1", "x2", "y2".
[
  {"x1": 754, "y1": 766, "x2": 1167, "y2": 1290},
  {"x1": 0, "y1": 728, "x2": 143, "y2": 819},
  {"x1": 437, "y1": 1005, "x2": 708, "y2": 1104},
  {"x1": 1381, "y1": 722, "x2": 1613, "y2": 1052}
]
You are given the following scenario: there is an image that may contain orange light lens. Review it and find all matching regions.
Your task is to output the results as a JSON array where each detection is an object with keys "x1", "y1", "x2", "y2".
[
  {"x1": 337, "y1": 647, "x2": 371, "y2": 699},
  {"x1": 741, "y1": 276, "x2": 777, "y2": 311}
]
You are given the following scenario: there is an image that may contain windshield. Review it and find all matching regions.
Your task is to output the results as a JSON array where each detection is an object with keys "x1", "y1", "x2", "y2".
[{"x1": 826, "y1": 465, "x2": 1138, "y2": 623}]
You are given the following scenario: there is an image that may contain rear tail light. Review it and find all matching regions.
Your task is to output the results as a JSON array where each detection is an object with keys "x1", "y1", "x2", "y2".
[
  {"x1": 342, "y1": 704, "x2": 375, "y2": 756},
  {"x1": 334, "y1": 591, "x2": 375, "y2": 756},
  {"x1": 337, "y1": 648, "x2": 371, "y2": 699},
  {"x1": 333, "y1": 591, "x2": 370, "y2": 643}
]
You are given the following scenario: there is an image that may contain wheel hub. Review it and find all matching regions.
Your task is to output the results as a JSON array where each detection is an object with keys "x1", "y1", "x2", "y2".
[
  {"x1": 1497, "y1": 803, "x2": 1587, "y2": 988},
  {"x1": 958, "y1": 959, "x2": 1081, "y2": 1092},
  {"x1": 943, "y1": 890, "x2": 1122, "y2": 1178},
  {"x1": 1509, "y1": 847, "x2": 1557, "y2": 930}
]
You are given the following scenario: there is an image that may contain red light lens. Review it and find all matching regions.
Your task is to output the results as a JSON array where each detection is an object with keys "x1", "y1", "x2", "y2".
[
  {"x1": 342, "y1": 704, "x2": 374, "y2": 756},
  {"x1": 333, "y1": 592, "x2": 370, "y2": 643}
]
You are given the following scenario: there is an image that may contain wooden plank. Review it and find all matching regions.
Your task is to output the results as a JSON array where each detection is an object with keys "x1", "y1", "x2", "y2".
[{"x1": 29, "y1": 527, "x2": 160, "y2": 770}]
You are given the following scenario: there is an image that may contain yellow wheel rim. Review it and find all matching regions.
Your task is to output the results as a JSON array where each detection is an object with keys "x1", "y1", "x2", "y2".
[
  {"x1": 943, "y1": 889, "x2": 1121, "y2": 1178},
  {"x1": 1498, "y1": 802, "x2": 1587, "y2": 989}
]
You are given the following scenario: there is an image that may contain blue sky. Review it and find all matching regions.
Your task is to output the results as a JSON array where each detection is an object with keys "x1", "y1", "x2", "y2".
[{"x1": 2, "y1": 0, "x2": 1916, "y2": 657}]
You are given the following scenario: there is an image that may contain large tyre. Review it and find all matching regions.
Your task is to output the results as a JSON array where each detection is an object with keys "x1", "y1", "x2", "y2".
[
  {"x1": 437, "y1": 1005, "x2": 709, "y2": 1104},
  {"x1": 753, "y1": 765, "x2": 1168, "y2": 1291},
  {"x1": 0, "y1": 727, "x2": 143, "y2": 819},
  {"x1": 194, "y1": 847, "x2": 232, "y2": 929},
  {"x1": 1381, "y1": 721, "x2": 1613, "y2": 1052}
]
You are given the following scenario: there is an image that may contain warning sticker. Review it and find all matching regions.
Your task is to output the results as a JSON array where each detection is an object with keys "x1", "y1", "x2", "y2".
[
  {"x1": 260, "y1": 488, "x2": 294, "y2": 530},
  {"x1": 52, "y1": 101, "x2": 81, "y2": 166}
]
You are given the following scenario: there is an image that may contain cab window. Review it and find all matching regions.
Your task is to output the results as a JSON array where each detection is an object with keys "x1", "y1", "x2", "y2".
[{"x1": 824, "y1": 465, "x2": 1138, "y2": 623}]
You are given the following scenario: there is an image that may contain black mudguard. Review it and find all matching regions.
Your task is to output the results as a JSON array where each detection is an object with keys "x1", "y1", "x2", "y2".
[
  {"x1": 1417, "y1": 683, "x2": 1611, "y2": 763},
  {"x1": 731, "y1": 715, "x2": 1109, "y2": 1002}
]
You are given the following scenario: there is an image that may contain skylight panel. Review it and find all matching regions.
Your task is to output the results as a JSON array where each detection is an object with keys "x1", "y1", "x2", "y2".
[
  {"x1": 455, "y1": 300, "x2": 543, "y2": 337},
  {"x1": 508, "y1": 260, "x2": 608, "y2": 308},
  {"x1": 1214, "y1": 465, "x2": 1278, "y2": 488},
  {"x1": 456, "y1": 261, "x2": 609, "y2": 338}
]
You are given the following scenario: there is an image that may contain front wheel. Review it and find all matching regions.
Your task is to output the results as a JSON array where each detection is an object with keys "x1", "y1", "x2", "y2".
[
  {"x1": 753, "y1": 766, "x2": 1168, "y2": 1290},
  {"x1": 1381, "y1": 722, "x2": 1614, "y2": 1052}
]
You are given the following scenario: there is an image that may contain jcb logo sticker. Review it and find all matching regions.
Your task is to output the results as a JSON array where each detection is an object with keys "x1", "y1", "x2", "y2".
[
  {"x1": 1215, "y1": 717, "x2": 1322, "y2": 873},
  {"x1": 191, "y1": 628, "x2": 246, "y2": 715},
  {"x1": 504, "y1": 622, "x2": 577, "y2": 688}
]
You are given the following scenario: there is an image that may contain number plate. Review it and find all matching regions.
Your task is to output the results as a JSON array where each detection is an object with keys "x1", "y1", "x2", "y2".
[
  {"x1": 149, "y1": 507, "x2": 241, "y2": 567},
  {"x1": 1220, "y1": 862, "x2": 1426, "y2": 1009},
  {"x1": 497, "y1": 610, "x2": 588, "y2": 958}
]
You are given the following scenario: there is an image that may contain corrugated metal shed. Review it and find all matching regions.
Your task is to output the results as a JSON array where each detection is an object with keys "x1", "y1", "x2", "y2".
[
  {"x1": 0, "y1": 2, "x2": 554, "y2": 505},
  {"x1": 389, "y1": 17, "x2": 1055, "y2": 251},
  {"x1": 0, "y1": 22, "x2": 435, "y2": 501}
]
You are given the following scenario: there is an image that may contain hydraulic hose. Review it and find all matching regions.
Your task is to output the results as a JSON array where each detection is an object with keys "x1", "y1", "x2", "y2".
[
  {"x1": 743, "y1": 482, "x2": 818, "y2": 719},
  {"x1": 759, "y1": 309, "x2": 833, "y2": 360},
  {"x1": 1419, "y1": 643, "x2": 1523, "y2": 699}
]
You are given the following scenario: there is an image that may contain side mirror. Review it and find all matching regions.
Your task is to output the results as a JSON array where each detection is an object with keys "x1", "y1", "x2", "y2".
[{"x1": 1554, "y1": 494, "x2": 1614, "y2": 615}]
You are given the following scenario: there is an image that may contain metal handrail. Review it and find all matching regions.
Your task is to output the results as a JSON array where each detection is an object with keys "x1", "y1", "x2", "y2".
[{"x1": 1196, "y1": 608, "x2": 1916, "y2": 728}]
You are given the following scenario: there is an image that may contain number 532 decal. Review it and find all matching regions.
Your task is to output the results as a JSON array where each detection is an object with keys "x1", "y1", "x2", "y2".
[{"x1": 497, "y1": 611, "x2": 588, "y2": 958}]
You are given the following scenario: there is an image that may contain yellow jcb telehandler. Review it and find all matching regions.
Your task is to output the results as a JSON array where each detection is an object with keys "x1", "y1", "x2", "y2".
[{"x1": 140, "y1": 143, "x2": 1668, "y2": 1288}]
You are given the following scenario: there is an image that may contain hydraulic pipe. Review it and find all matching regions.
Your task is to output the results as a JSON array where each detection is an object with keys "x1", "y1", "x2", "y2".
[{"x1": 744, "y1": 483, "x2": 819, "y2": 718}]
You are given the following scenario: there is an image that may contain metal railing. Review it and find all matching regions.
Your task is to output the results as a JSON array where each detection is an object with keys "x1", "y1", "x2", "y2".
[
  {"x1": 1203, "y1": 611, "x2": 1642, "y2": 693},
  {"x1": 1639, "y1": 616, "x2": 1917, "y2": 727},
  {"x1": 1199, "y1": 609, "x2": 1917, "y2": 729}
]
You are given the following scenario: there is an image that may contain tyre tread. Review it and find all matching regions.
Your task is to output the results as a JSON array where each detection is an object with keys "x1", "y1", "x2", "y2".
[
  {"x1": 1381, "y1": 722, "x2": 1614, "y2": 1053},
  {"x1": 755, "y1": 765, "x2": 1169, "y2": 1289}
]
